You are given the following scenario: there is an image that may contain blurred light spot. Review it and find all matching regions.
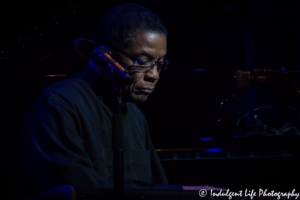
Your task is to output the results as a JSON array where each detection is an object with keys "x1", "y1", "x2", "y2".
[
  {"x1": 205, "y1": 148, "x2": 221, "y2": 151},
  {"x1": 45, "y1": 74, "x2": 68, "y2": 77},
  {"x1": 200, "y1": 138, "x2": 213, "y2": 141},
  {"x1": 192, "y1": 69, "x2": 205, "y2": 71}
]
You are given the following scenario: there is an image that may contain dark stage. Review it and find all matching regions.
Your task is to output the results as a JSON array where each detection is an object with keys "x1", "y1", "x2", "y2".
[{"x1": 1, "y1": 0, "x2": 300, "y2": 198}]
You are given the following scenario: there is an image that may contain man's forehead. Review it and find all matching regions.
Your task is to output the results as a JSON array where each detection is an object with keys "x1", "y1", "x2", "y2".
[
  {"x1": 135, "y1": 50, "x2": 167, "y2": 60},
  {"x1": 125, "y1": 32, "x2": 167, "y2": 57},
  {"x1": 133, "y1": 32, "x2": 167, "y2": 46}
]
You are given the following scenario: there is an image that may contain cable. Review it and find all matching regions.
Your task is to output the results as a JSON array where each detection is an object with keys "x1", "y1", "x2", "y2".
[{"x1": 75, "y1": 38, "x2": 95, "y2": 62}]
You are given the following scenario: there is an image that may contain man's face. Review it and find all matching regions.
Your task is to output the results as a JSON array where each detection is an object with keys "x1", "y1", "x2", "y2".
[{"x1": 118, "y1": 32, "x2": 167, "y2": 104}]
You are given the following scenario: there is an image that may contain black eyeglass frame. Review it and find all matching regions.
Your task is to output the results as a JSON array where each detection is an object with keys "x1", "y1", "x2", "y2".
[{"x1": 115, "y1": 50, "x2": 168, "y2": 72}]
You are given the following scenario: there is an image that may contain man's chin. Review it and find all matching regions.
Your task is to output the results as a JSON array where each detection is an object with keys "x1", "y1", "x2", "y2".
[{"x1": 127, "y1": 94, "x2": 149, "y2": 104}]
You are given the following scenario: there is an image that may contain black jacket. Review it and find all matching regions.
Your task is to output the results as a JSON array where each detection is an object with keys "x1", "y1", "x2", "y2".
[{"x1": 16, "y1": 64, "x2": 170, "y2": 199}]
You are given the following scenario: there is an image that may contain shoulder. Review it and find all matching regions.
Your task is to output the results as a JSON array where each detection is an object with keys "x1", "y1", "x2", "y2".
[
  {"x1": 27, "y1": 73, "x2": 95, "y2": 115},
  {"x1": 42, "y1": 73, "x2": 89, "y2": 103}
]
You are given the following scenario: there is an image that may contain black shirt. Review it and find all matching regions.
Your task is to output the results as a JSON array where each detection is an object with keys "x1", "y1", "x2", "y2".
[{"x1": 16, "y1": 64, "x2": 170, "y2": 199}]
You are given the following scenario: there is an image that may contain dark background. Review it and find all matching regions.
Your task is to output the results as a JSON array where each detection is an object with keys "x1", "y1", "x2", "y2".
[{"x1": 1, "y1": 0, "x2": 300, "y2": 197}]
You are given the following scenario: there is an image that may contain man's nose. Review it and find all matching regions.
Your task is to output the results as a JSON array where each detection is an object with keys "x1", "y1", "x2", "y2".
[{"x1": 145, "y1": 65, "x2": 160, "y2": 81}]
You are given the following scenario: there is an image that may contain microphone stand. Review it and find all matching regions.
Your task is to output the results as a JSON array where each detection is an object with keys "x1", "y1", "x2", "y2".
[
  {"x1": 90, "y1": 45, "x2": 133, "y2": 200},
  {"x1": 111, "y1": 69, "x2": 132, "y2": 200},
  {"x1": 112, "y1": 83, "x2": 125, "y2": 200}
]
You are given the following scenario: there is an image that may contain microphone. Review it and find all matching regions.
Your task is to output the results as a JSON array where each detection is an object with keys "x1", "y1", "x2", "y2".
[{"x1": 91, "y1": 45, "x2": 133, "y2": 85}]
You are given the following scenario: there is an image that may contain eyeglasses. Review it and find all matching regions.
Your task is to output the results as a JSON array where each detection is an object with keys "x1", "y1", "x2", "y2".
[{"x1": 116, "y1": 50, "x2": 168, "y2": 73}]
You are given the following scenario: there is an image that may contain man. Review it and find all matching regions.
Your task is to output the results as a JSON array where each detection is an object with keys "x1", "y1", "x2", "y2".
[
  {"x1": 16, "y1": 3, "x2": 220, "y2": 199},
  {"x1": 16, "y1": 3, "x2": 175, "y2": 199}
]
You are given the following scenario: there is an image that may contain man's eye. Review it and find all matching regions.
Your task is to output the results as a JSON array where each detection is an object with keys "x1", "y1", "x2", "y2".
[{"x1": 136, "y1": 57, "x2": 148, "y2": 65}]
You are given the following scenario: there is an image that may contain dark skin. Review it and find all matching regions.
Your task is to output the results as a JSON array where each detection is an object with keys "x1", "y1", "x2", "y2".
[
  {"x1": 92, "y1": 31, "x2": 224, "y2": 191},
  {"x1": 118, "y1": 31, "x2": 166, "y2": 104},
  {"x1": 91, "y1": 31, "x2": 165, "y2": 103}
]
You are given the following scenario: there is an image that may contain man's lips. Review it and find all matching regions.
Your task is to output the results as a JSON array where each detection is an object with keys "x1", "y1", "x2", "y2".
[{"x1": 136, "y1": 87, "x2": 154, "y2": 94}]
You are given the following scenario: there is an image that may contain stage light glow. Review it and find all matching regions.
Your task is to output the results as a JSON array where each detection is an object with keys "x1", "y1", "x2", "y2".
[
  {"x1": 205, "y1": 148, "x2": 221, "y2": 151},
  {"x1": 200, "y1": 138, "x2": 213, "y2": 141},
  {"x1": 192, "y1": 69, "x2": 205, "y2": 71},
  {"x1": 45, "y1": 74, "x2": 68, "y2": 77}
]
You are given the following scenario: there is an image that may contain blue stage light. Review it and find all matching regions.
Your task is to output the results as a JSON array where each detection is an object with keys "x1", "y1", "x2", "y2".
[
  {"x1": 200, "y1": 138, "x2": 213, "y2": 141},
  {"x1": 192, "y1": 69, "x2": 205, "y2": 71},
  {"x1": 205, "y1": 148, "x2": 221, "y2": 152}
]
